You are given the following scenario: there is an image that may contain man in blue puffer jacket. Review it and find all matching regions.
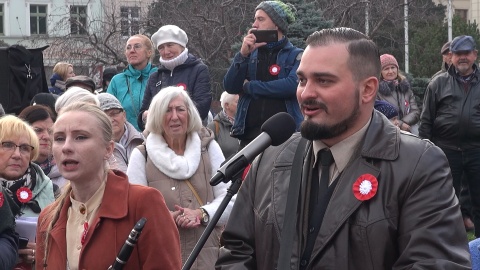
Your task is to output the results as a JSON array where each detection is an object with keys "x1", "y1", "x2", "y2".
[{"x1": 223, "y1": 1, "x2": 303, "y2": 149}]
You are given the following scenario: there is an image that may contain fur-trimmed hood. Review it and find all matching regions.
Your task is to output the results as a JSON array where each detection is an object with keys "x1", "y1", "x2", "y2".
[{"x1": 378, "y1": 79, "x2": 410, "y2": 96}]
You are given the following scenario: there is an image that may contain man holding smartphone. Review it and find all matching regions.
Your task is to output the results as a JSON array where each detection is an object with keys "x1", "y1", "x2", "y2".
[{"x1": 223, "y1": 0, "x2": 303, "y2": 149}]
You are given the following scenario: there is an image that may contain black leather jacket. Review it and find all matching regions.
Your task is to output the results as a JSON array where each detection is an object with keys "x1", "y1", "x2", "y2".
[
  {"x1": 420, "y1": 64, "x2": 480, "y2": 150},
  {"x1": 217, "y1": 111, "x2": 471, "y2": 269}
]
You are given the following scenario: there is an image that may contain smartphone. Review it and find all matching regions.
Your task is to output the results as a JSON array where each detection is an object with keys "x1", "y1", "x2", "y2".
[
  {"x1": 19, "y1": 236, "x2": 29, "y2": 249},
  {"x1": 251, "y1": 30, "x2": 278, "y2": 43}
]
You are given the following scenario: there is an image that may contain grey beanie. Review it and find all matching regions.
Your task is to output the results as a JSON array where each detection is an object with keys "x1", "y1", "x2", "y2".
[
  {"x1": 151, "y1": 25, "x2": 188, "y2": 49},
  {"x1": 97, "y1": 93, "x2": 123, "y2": 111},
  {"x1": 255, "y1": 1, "x2": 296, "y2": 34}
]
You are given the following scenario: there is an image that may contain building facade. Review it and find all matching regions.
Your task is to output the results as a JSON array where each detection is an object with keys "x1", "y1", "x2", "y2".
[
  {"x1": 0, "y1": 0, "x2": 154, "y2": 83},
  {"x1": 433, "y1": 0, "x2": 480, "y2": 23}
]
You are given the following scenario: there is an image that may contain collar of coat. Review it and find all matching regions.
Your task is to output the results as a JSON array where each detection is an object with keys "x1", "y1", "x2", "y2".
[
  {"x1": 447, "y1": 62, "x2": 480, "y2": 84},
  {"x1": 274, "y1": 110, "x2": 401, "y2": 168}
]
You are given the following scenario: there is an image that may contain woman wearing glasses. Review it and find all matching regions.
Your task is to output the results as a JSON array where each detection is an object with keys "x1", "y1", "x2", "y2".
[
  {"x1": 97, "y1": 93, "x2": 144, "y2": 173},
  {"x1": 19, "y1": 105, "x2": 68, "y2": 194},
  {"x1": 107, "y1": 34, "x2": 158, "y2": 131},
  {"x1": 0, "y1": 115, "x2": 55, "y2": 266}
]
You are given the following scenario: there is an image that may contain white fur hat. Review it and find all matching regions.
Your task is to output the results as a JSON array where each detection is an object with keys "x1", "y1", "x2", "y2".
[{"x1": 151, "y1": 25, "x2": 188, "y2": 49}]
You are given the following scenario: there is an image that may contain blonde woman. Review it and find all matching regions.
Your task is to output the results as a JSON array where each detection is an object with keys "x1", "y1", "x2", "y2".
[
  {"x1": 35, "y1": 102, "x2": 181, "y2": 269},
  {"x1": 107, "y1": 34, "x2": 158, "y2": 131},
  {"x1": 0, "y1": 115, "x2": 55, "y2": 267},
  {"x1": 49, "y1": 62, "x2": 75, "y2": 95}
]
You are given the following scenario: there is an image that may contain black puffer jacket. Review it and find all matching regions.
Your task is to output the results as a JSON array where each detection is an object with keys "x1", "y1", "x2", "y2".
[
  {"x1": 419, "y1": 64, "x2": 480, "y2": 150},
  {"x1": 138, "y1": 54, "x2": 212, "y2": 130}
]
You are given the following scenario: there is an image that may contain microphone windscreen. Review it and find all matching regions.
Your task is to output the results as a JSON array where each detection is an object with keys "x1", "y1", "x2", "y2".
[{"x1": 261, "y1": 112, "x2": 296, "y2": 146}]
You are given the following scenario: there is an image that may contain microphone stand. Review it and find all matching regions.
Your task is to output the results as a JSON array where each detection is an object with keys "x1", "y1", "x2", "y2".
[{"x1": 182, "y1": 171, "x2": 243, "y2": 270}]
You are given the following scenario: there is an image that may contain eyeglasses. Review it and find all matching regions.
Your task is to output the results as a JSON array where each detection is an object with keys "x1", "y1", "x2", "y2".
[
  {"x1": 126, "y1": 43, "x2": 143, "y2": 51},
  {"x1": 1, "y1": 142, "x2": 34, "y2": 155},
  {"x1": 105, "y1": 109, "x2": 124, "y2": 117}
]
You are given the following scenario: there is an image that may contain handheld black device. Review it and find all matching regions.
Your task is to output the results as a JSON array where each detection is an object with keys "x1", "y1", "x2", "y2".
[{"x1": 251, "y1": 29, "x2": 278, "y2": 43}]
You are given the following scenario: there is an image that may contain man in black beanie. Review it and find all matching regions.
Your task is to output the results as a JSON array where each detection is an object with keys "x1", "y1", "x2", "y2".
[{"x1": 223, "y1": 0, "x2": 303, "y2": 150}]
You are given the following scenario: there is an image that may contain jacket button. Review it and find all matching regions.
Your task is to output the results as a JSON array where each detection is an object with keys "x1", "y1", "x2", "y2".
[
  {"x1": 309, "y1": 227, "x2": 315, "y2": 233},
  {"x1": 300, "y1": 259, "x2": 308, "y2": 266}
]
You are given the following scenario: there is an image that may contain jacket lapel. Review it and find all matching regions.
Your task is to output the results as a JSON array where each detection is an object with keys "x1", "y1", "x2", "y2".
[
  {"x1": 83, "y1": 171, "x2": 129, "y2": 246},
  {"x1": 312, "y1": 158, "x2": 380, "y2": 255},
  {"x1": 48, "y1": 197, "x2": 70, "y2": 266},
  {"x1": 310, "y1": 111, "x2": 400, "y2": 259}
]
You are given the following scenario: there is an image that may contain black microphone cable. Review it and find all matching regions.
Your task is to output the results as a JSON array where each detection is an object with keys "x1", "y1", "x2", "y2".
[{"x1": 108, "y1": 217, "x2": 147, "y2": 270}]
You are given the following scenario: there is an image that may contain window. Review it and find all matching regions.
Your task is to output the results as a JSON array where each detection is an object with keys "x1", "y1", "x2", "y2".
[
  {"x1": 455, "y1": 9, "x2": 468, "y2": 21},
  {"x1": 70, "y1": 5, "x2": 87, "y2": 35},
  {"x1": 120, "y1": 6, "x2": 140, "y2": 37},
  {"x1": 0, "y1": 4, "x2": 4, "y2": 35},
  {"x1": 30, "y1": 5, "x2": 47, "y2": 35}
]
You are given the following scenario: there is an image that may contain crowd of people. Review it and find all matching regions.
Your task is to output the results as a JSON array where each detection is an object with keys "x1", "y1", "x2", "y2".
[{"x1": 0, "y1": 0, "x2": 478, "y2": 269}]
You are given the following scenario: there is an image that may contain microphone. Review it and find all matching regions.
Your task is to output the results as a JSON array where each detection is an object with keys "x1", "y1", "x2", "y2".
[
  {"x1": 210, "y1": 112, "x2": 296, "y2": 186},
  {"x1": 108, "y1": 217, "x2": 147, "y2": 270}
]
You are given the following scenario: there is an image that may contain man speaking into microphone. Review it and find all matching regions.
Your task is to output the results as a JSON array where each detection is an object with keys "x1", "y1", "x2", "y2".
[{"x1": 215, "y1": 28, "x2": 471, "y2": 269}]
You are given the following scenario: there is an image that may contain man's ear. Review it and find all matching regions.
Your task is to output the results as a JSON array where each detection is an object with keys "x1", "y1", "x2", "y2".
[{"x1": 360, "y1": 76, "x2": 378, "y2": 104}]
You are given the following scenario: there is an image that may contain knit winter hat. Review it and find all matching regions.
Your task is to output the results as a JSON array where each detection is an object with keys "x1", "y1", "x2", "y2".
[
  {"x1": 151, "y1": 25, "x2": 188, "y2": 49},
  {"x1": 97, "y1": 93, "x2": 123, "y2": 111},
  {"x1": 30, "y1": 93, "x2": 58, "y2": 115},
  {"x1": 380, "y1": 54, "x2": 399, "y2": 70},
  {"x1": 255, "y1": 1, "x2": 296, "y2": 34},
  {"x1": 374, "y1": 100, "x2": 398, "y2": 120}
]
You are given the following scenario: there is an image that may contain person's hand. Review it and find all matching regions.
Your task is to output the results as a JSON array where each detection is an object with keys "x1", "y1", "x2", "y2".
[
  {"x1": 174, "y1": 205, "x2": 201, "y2": 229},
  {"x1": 391, "y1": 119, "x2": 400, "y2": 127},
  {"x1": 142, "y1": 110, "x2": 149, "y2": 123},
  {"x1": 18, "y1": 242, "x2": 36, "y2": 264},
  {"x1": 400, "y1": 122, "x2": 411, "y2": 131},
  {"x1": 240, "y1": 29, "x2": 267, "y2": 57},
  {"x1": 170, "y1": 208, "x2": 182, "y2": 220}
]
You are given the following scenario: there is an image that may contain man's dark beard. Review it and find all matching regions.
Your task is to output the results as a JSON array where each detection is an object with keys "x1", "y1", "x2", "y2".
[{"x1": 300, "y1": 90, "x2": 360, "y2": 140}]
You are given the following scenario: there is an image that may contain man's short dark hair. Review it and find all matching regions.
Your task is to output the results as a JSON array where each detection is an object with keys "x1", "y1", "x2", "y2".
[{"x1": 306, "y1": 27, "x2": 380, "y2": 82}]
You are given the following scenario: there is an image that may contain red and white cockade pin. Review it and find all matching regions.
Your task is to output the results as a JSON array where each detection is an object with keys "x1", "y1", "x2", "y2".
[
  {"x1": 176, "y1": 83, "x2": 187, "y2": 91},
  {"x1": 352, "y1": 174, "x2": 378, "y2": 201},
  {"x1": 269, "y1": 64, "x2": 281, "y2": 76},
  {"x1": 0, "y1": 192, "x2": 4, "y2": 207},
  {"x1": 16, "y1": 187, "x2": 33, "y2": 203}
]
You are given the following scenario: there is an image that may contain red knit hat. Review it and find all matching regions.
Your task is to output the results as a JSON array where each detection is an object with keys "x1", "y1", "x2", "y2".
[{"x1": 380, "y1": 54, "x2": 399, "y2": 70}]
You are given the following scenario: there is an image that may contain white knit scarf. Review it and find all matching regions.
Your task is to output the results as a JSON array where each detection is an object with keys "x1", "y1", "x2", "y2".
[
  {"x1": 145, "y1": 131, "x2": 201, "y2": 179},
  {"x1": 159, "y1": 48, "x2": 189, "y2": 71}
]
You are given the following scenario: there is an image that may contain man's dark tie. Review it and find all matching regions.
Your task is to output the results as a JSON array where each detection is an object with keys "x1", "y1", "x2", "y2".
[
  {"x1": 300, "y1": 149, "x2": 335, "y2": 269},
  {"x1": 319, "y1": 150, "x2": 334, "y2": 199}
]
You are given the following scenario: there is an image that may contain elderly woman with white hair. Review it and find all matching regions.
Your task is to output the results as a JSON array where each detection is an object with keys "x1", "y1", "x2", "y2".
[
  {"x1": 127, "y1": 86, "x2": 231, "y2": 270},
  {"x1": 54, "y1": 87, "x2": 99, "y2": 113},
  {"x1": 207, "y1": 92, "x2": 239, "y2": 159}
]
